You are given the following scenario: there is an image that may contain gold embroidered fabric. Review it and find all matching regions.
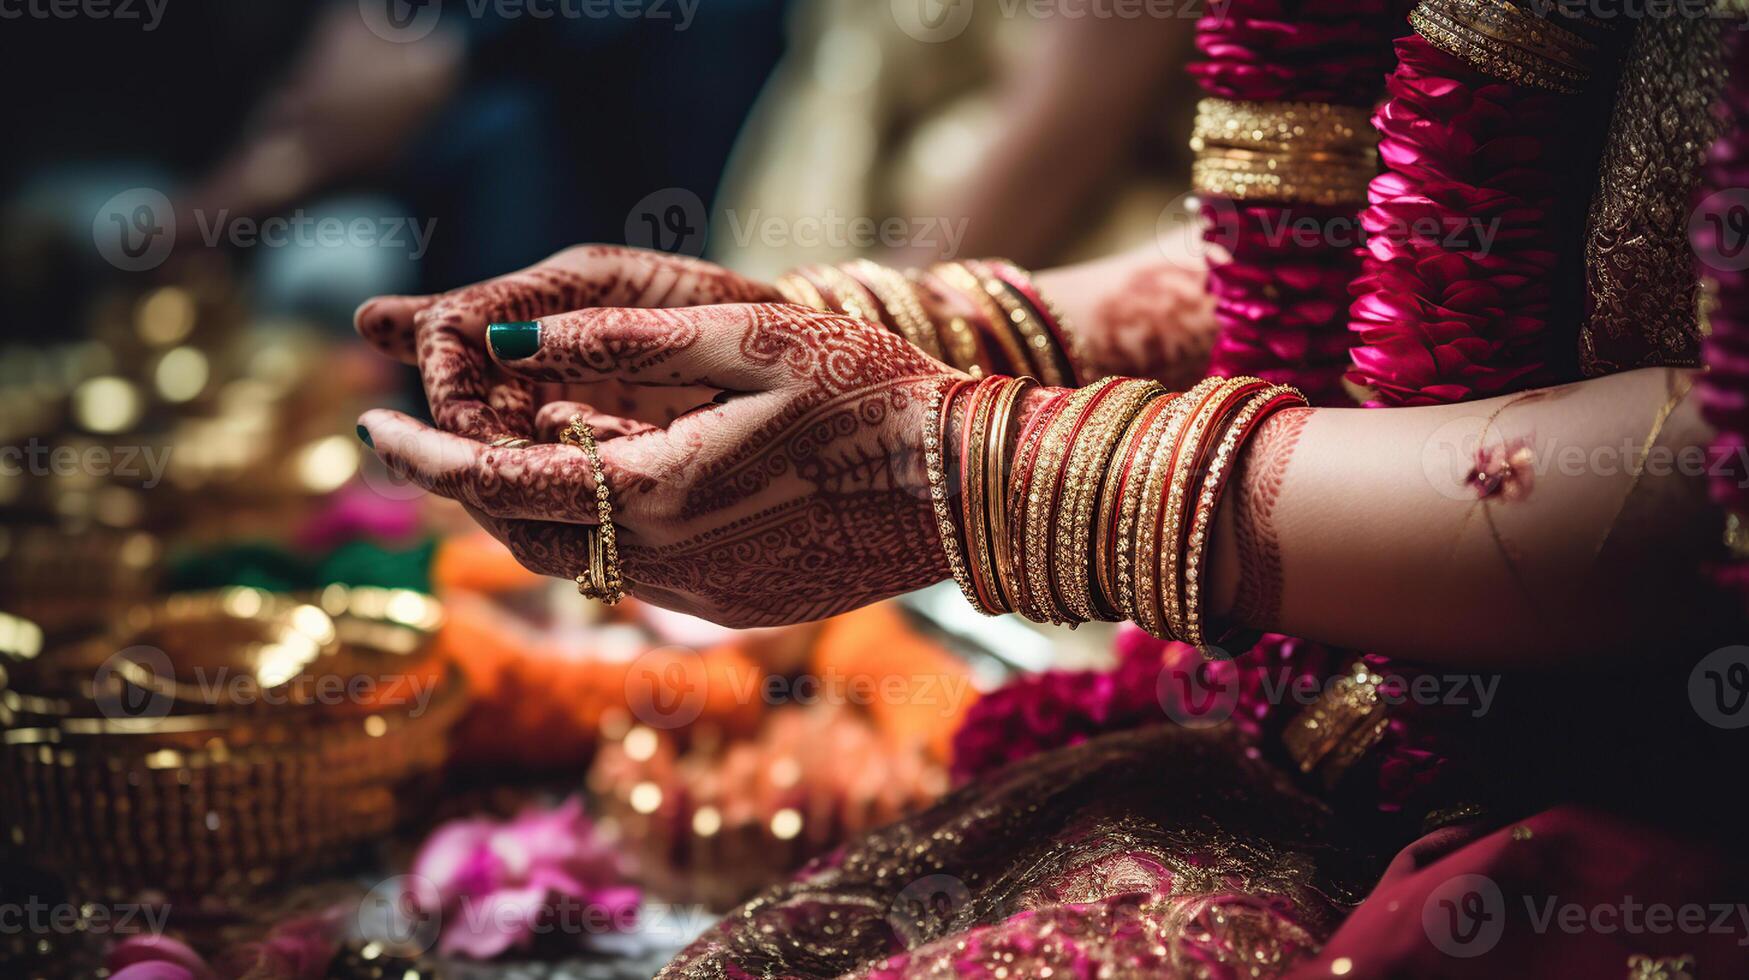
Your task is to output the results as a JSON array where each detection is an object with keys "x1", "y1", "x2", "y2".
[
  {"x1": 658, "y1": 726, "x2": 1379, "y2": 980},
  {"x1": 1282, "y1": 661, "x2": 1393, "y2": 791},
  {"x1": 1578, "y1": 16, "x2": 1729, "y2": 376}
]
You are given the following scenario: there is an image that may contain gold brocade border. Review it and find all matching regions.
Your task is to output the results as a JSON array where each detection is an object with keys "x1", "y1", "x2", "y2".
[
  {"x1": 1281, "y1": 661, "x2": 1392, "y2": 790},
  {"x1": 1408, "y1": 0, "x2": 1601, "y2": 93}
]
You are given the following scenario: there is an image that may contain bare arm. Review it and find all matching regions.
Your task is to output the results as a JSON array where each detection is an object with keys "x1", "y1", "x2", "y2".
[
  {"x1": 888, "y1": 13, "x2": 1194, "y2": 269},
  {"x1": 1208, "y1": 367, "x2": 1722, "y2": 666}
]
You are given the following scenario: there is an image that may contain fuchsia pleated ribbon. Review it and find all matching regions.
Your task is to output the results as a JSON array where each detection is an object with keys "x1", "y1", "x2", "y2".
[
  {"x1": 1346, "y1": 36, "x2": 1570, "y2": 406},
  {"x1": 1698, "y1": 30, "x2": 1749, "y2": 594}
]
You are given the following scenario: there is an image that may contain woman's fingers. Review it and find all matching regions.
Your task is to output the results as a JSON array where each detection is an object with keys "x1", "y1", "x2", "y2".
[
  {"x1": 535, "y1": 402, "x2": 661, "y2": 442},
  {"x1": 354, "y1": 294, "x2": 436, "y2": 364},
  {"x1": 416, "y1": 312, "x2": 530, "y2": 440},
  {"x1": 486, "y1": 304, "x2": 827, "y2": 392},
  {"x1": 358, "y1": 408, "x2": 650, "y2": 524},
  {"x1": 354, "y1": 245, "x2": 783, "y2": 362}
]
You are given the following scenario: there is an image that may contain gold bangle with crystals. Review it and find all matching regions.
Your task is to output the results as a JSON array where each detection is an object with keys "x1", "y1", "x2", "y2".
[
  {"x1": 925, "y1": 379, "x2": 981, "y2": 610},
  {"x1": 1191, "y1": 148, "x2": 1379, "y2": 208},
  {"x1": 1408, "y1": 0, "x2": 1598, "y2": 94},
  {"x1": 845, "y1": 260, "x2": 946, "y2": 361},
  {"x1": 1153, "y1": 378, "x2": 1246, "y2": 640},
  {"x1": 1096, "y1": 391, "x2": 1175, "y2": 621},
  {"x1": 982, "y1": 258, "x2": 1092, "y2": 386},
  {"x1": 1129, "y1": 379, "x2": 1218, "y2": 638},
  {"x1": 1190, "y1": 97, "x2": 1379, "y2": 207},
  {"x1": 1023, "y1": 378, "x2": 1119, "y2": 624},
  {"x1": 561, "y1": 415, "x2": 625, "y2": 604},
  {"x1": 909, "y1": 268, "x2": 988, "y2": 378},
  {"x1": 969, "y1": 263, "x2": 1074, "y2": 388},
  {"x1": 932, "y1": 261, "x2": 1031, "y2": 377},
  {"x1": 1191, "y1": 97, "x2": 1378, "y2": 158},
  {"x1": 1054, "y1": 379, "x2": 1163, "y2": 623},
  {"x1": 801, "y1": 264, "x2": 886, "y2": 326},
  {"x1": 1180, "y1": 385, "x2": 1304, "y2": 657}
]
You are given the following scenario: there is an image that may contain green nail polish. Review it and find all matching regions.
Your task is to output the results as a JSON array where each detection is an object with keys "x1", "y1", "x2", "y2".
[
  {"x1": 488, "y1": 321, "x2": 542, "y2": 360},
  {"x1": 356, "y1": 425, "x2": 373, "y2": 449}
]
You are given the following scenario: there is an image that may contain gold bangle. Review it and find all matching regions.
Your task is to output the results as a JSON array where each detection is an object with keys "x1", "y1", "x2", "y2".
[
  {"x1": 1159, "y1": 378, "x2": 1266, "y2": 643},
  {"x1": 982, "y1": 259, "x2": 1092, "y2": 386},
  {"x1": 961, "y1": 376, "x2": 1005, "y2": 614},
  {"x1": 562, "y1": 415, "x2": 625, "y2": 604},
  {"x1": 971, "y1": 263, "x2": 1073, "y2": 388},
  {"x1": 1056, "y1": 379, "x2": 1162, "y2": 623},
  {"x1": 1191, "y1": 148, "x2": 1379, "y2": 207},
  {"x1": 1191, "y1": 97, "x2": 1379, "y2": 158},
  {"x1": 775, "y1": 272, "x2": 830, "y2": 311},
  {"x1": 984, "y1": 376, "x2": 1035, "y2": 613},
  {"x1": 925, "y1": 379, "x2": 981, "y2": 610},
  {"x1": 1097, "y1": 391, "x2": 1175, "y2": 622},
  {"x1": 1408, "y1": 0, "x2": 1596, "y2": 94},
  {"x1": 1021, "y1": 378, "x2": 1118, "y2": 625},
  {"x1": 1180, "y1": 385, "x2": 1304, "y2": 656},
  {"x1": 1005, "y1": 390, "x2": 1071, "y2": 623},
  {"x1": 803, "y1": 264, "x2": 886, "y2": 326},
  {"x1": 1131, "y1": 378, "x2": 1221, "y2": 639},
  {"x1": 933, "y1": 262, "x2": 1031, "y2": 378},
  {"x1": 908, "y1": 268, "x2": 987, "y2": 378},
  {"x1": 846, "y1": 260, "x2": 946, "y2": 361}
]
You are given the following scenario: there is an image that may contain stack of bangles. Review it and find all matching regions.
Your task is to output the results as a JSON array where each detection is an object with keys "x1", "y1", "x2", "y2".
[
  {"x1": 776, "y1": 258, "x2": 1088, "y2": 387},
  {"x1": 925, "y1": 374, "x2": 1306, "y2": 658},
  {"x1": 560, "y1": 414, "x2": 626, "y2": 605}
]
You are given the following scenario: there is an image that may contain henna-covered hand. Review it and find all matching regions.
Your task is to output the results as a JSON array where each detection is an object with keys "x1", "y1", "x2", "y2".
[
  {"x1": 353, "y1": 245, "x2": 782, "y2": 442},
  {"x1": 359, "y1": 303, "x2": 961, "y2": 628}
]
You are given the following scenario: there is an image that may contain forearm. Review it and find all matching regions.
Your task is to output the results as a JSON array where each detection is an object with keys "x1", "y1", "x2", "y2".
[
  {"x1": 890, "y1": 15, "x2": 1192, "y2": 269},
  {"x1": 1031, "y1": 237, "x2": 1217, "y2": 386},
  {"x1": 1207, "y1": 368, "x2": 1724, "y2": 665}
]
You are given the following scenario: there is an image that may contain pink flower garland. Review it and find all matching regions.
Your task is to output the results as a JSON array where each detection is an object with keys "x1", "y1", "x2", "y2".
[
  {"x1": 1698, "y1": 30, "x2": 1749, "y2": 595},
  {"x1": 1190, "y1": 0, "x2": 1410, "y2": 407},
  {"x1": 1347, "y1": 37, "x2": 1573, "y2": 406}
]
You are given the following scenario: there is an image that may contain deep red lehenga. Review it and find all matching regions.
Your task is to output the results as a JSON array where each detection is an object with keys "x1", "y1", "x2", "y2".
[{"x1": 661, "y1": 9, "x2": 1749, "y2": 979}]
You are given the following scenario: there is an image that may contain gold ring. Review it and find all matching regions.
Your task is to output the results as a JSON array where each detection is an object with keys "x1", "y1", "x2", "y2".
[
  {"x1": 561, "y1": 415, "x2": 625, "y2": 604},
  {"x1": 487, "y1": 436, "x2": 532, "y2": 449}
]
